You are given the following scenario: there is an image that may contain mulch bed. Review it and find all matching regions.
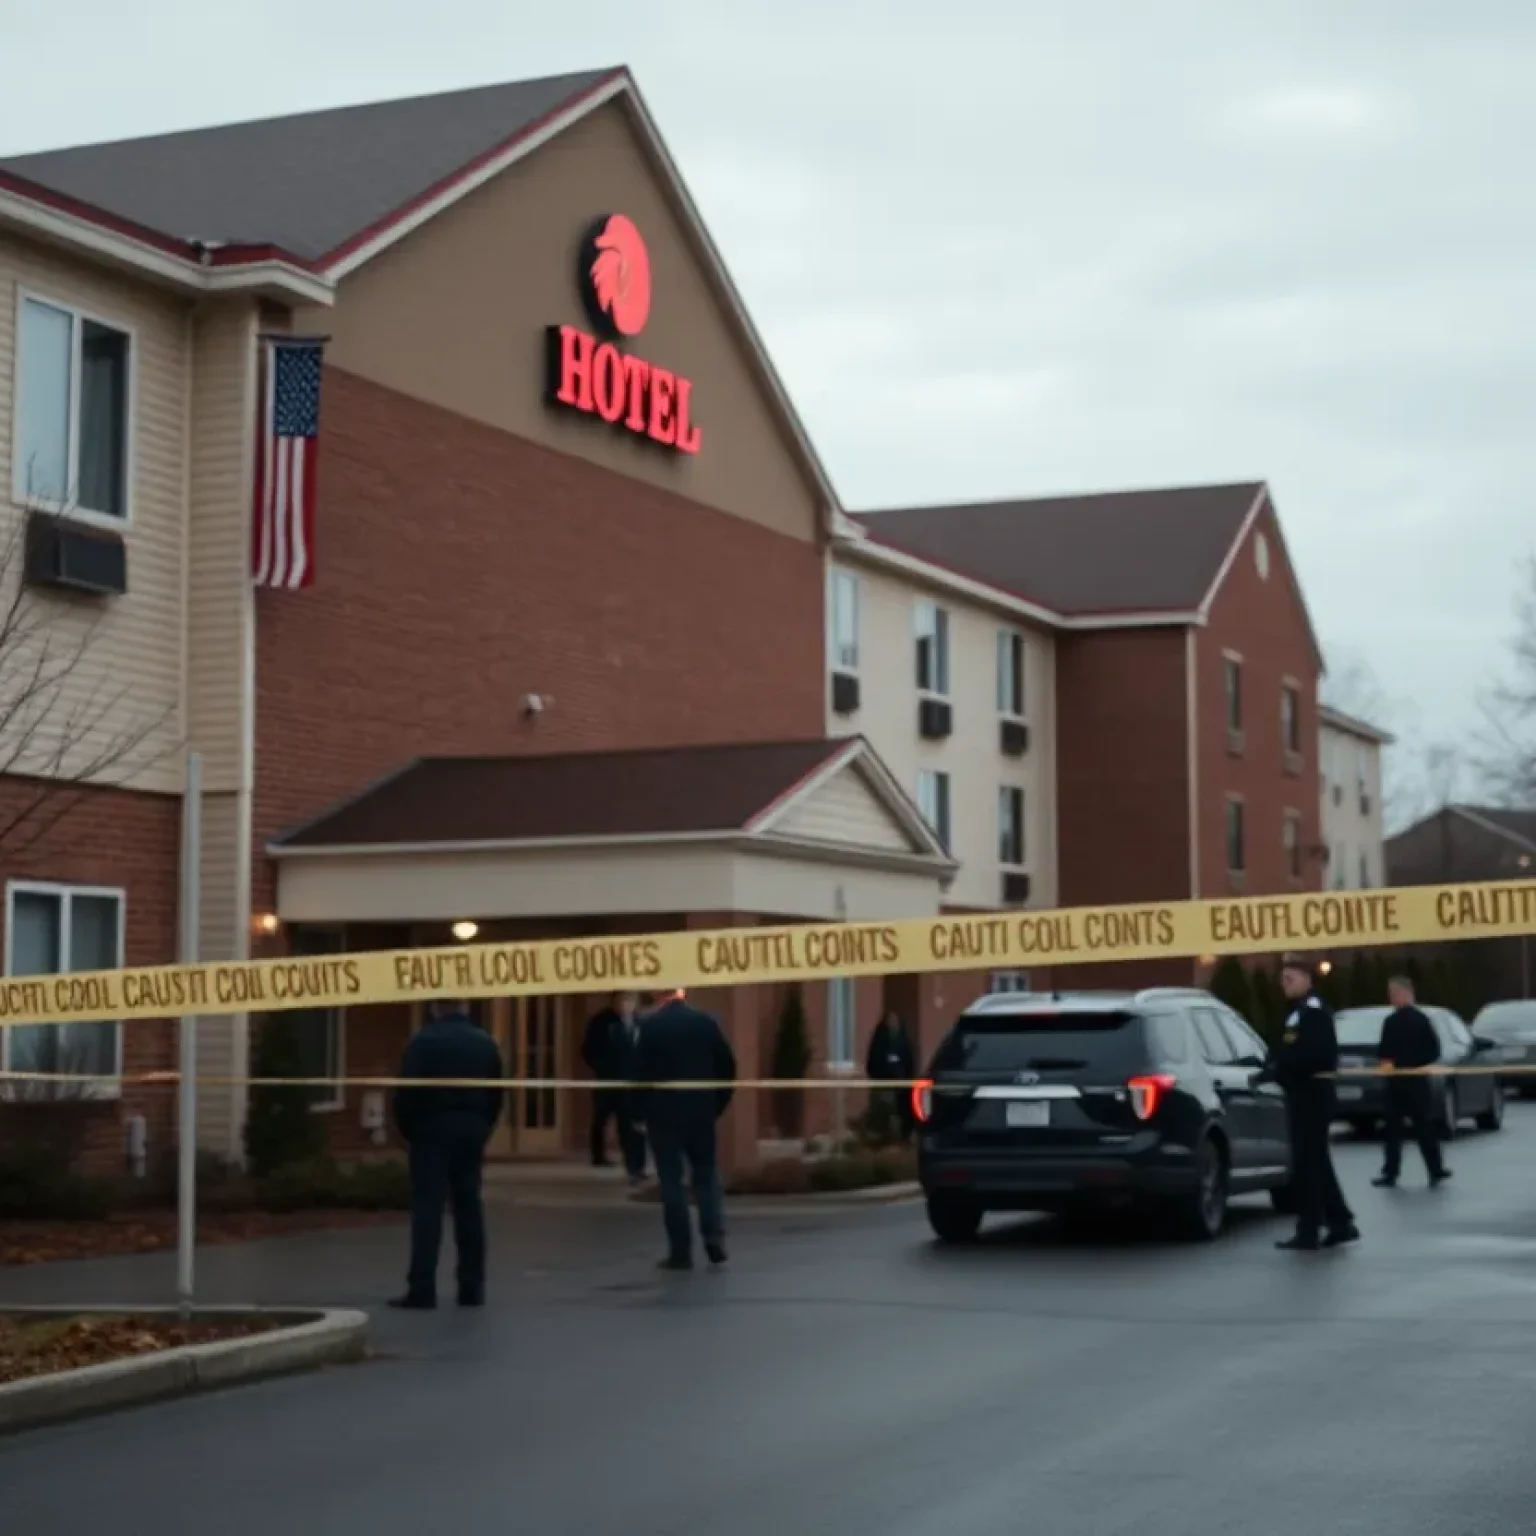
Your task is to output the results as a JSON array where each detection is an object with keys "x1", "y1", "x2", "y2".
[
  {"x1": 0, "y1": 1312, "x2": 281, "y2": 1386},
  {"x1": 0, "y1": 1209, "x2": 404, "y2": 1268}
]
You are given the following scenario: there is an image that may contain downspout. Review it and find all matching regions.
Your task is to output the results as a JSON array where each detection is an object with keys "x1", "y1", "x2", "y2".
[{"x1": 1185, "y1": 627, "x2": 1200, "y2": 898}]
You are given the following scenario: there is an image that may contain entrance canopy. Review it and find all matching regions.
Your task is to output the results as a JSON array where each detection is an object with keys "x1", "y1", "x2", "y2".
[{"x1": 268, "y1": 736, "x2": 956, "y2": 925}]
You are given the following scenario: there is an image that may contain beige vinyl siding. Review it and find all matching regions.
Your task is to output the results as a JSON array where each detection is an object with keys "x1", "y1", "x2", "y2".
[
  {"x1": 187, "y1": 300, "x2": 257, "y2": 792},
  {"x1": 774, "y1": 765, "x2": 916, "y2": 853},
  {"x1": 0, "y1": 232, "x2": 189, "y2": 794}
]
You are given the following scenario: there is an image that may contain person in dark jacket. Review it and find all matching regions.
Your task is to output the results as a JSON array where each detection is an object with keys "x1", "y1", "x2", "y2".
[
  {"x1": 1373, "y1": 975, "x2": 1449, "y2": 1188},
  {"x1": 581, "y1": 991, "x2": 646, "y2": 1180},
  {"x1": 389, "y1": 999, "x2": 505, "y2": 1309},
  {"x1": 1265, "y1": 954, "x2": 1359, "y2": 1251},
  {"x1": 865, "y1": 1009, "x2": 917, "y2": 1140},
  {"x1": 630, "y1": 990, "x2": 737, "y2": 1270}
]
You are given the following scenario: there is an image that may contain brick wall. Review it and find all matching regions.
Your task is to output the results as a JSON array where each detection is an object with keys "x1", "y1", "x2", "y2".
[
  {"x1": 1197, "y1": 499, "x2": 1323, "y2": 901},
  {"x1": 251, "y1": 367, "x2": 827, "y2": 918},
  {"x1": 1052, "y1": 627, "x2": 1195, "y2": 988},
  {"x1": 0, "y1": 778, "x2": 181, "y2": 1180}
]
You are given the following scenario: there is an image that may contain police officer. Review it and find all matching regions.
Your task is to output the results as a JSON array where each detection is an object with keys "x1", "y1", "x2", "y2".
[
  {"x1": 630, "y1": 989, "x2": 737, "y2": 1271},
  {"x1": 389, "y1": 998, "x2": 505, "y2": 1309},
  {"x1": 1373, "y1": 974, "x2": 1450, "y2": 1189},
  {"x1": 1269, "y1": 954, "x2": 1360, "y2": 1251}
]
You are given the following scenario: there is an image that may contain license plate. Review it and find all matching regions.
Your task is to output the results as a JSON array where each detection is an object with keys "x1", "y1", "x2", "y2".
[
  {"x1": 1336, "y1": 1086, "x2": 1363, "y2": 1102},
  {"x1": 1005, "y1": 1100, "x2": 1050, "y2": 1128}
]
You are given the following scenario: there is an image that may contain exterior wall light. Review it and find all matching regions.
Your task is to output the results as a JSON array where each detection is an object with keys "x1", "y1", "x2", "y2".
[{"x1": 451, "y1": 920, "x2": 479, "y2": 942}]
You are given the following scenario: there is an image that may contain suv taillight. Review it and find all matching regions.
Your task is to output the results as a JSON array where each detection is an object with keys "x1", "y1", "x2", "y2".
[
  {"x1": 1127, "y1": 1073, "x2": 1176, "y2": 1121},
  {"x1": 912, "y1": 1079, "x2": 933, "y2": 1124}
]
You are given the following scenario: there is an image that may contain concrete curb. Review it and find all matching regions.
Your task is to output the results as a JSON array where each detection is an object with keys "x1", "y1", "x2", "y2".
[{"x1": 0, "y1": 1305, "x2": 368, "y2": 1436}]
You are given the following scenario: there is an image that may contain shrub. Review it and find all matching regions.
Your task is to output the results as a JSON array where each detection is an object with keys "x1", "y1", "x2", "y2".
[
  {"x1": 770, "y1": 984, "x2": 812, "y2": 1139},
  {"x1": 1210, "y1": 956, "x2": 1254, "y2": 1023},
  {"x1": 243, "y1": 1014, "x2": 326, "y2": 1178},
  {"x1": 256, "y1": 1155, "x2": 410, "y2": 1213},
  {"x1": 0, "y1": 1146, "x2": 114, "y2": 1220}
]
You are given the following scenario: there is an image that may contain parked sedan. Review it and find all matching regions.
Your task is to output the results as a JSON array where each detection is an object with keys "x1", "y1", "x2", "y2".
[
  {"x1": 1332, "y1": 1005, "x2": 1505, "y2": 1138},
  {"x1": 1470, "y1": 1000, "x2": 1536, "y2": 1095}
]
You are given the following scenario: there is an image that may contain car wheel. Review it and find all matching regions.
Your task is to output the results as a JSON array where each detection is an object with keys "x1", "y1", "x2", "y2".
[
  {"x1": 1269, "y1": 1181, "x2": 1297, "y2": 1216},
  {"x1": 1172, "y1": 1137, "x2": 1229, "y2": 1242},
  {"x1": 1477, "y1": 1079, "x2": 1505, "y2": 1132},
  {"x1": 926, "y1": 1193, "x2": 983, "y2": 1244},
  {"x1": 1440, "y1": 1084, "x2": 1459, "y2": 1140}
]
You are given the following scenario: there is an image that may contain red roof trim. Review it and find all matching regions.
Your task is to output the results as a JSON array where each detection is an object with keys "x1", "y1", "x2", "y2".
[
  {"x1": 316, "y1": 66, "x2": 629, "y2": 272},
  {"x1": 0, "y1": 167, "x2": 199, "y2": 260}
]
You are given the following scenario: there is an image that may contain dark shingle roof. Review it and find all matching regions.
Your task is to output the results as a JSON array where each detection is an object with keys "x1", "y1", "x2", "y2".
[
  {"x1": 0, "y1": 69, "x2": 618, "y2": 262},
  {"x1": 853, "y1": 481, "x2": 1265, "y2": 617},
  {"x1": 1451, "y1": 806, "x2": 1536, "y2": 850},
  {"x1": 274, "y1": 739, "x2": 849, "y2": 850}
]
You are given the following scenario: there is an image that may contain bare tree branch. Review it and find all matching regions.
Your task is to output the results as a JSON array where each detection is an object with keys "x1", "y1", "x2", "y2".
[
  {"x1": 1471, "y1": 552, "x2": 1536, "y2": 807},
  {"x1": 0, "y1": 501, "x2": 179, "y2": 862}
]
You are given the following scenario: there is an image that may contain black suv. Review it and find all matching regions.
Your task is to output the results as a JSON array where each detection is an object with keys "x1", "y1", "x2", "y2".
[{"x1": 915, "y1": 988, "x2": 1294, "y2": 1243}]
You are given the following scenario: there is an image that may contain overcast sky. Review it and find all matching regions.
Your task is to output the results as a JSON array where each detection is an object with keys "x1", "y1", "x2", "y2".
[{"x1": 2, "y1": 1, "x2": 1530, "y2": 791}]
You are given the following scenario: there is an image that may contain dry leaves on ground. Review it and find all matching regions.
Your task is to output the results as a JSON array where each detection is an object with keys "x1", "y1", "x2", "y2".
[
  {"x1": 0, "y1": 1208, "x2": 403, "y2": 1268},
  {"x1": 0, "y1": 1313, "x2": 278, "y2": 1386}
]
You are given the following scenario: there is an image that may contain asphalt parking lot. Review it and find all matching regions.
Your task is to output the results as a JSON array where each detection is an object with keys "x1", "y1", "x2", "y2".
[{"x1": 6, "y1": 1108, "x2": 1536, "y2": 1535}]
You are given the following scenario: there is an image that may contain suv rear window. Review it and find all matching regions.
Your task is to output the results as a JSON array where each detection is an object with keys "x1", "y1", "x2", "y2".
[{"x1": 931, "y1": 1011, "x2": 1145, "y2": 1075}]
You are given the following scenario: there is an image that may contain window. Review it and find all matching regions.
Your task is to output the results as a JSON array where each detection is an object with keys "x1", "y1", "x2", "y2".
[
  {"x1": 1146, "y1": 1013, "x2": 1191, "y2": 1064},
  {"x1": 1223, "y1": 655, "x2": 1243, "y2": 732},
  {"x1": 1225, "y1": 797, "x2": 1245, "y2": 874},
  {"x1": 828, "y1": 568, "x2": 859, "y2": 674},
  {"x1": 1215, "y1": 1007, "x2": 1268, "y2": 1064},
  {"x1": 989, "y1": 970, "x2": 1032, "y2": 993},
  {"x1": 996, "y1": 629, "x2": 1025, "y2": 717},
  {"x1": 1281, "y1": 684, "x2": 1301, "y2": 754},
  {"x1": 917, "y1": 768, "x2": 952, "y2": 850},
  {"x1": 16, "y1": 295, "x2": 131, "y2": 520},
  {"x1": 1283, "y1": 812, "x2": 1302, "y2": 879},
  {"x1": 914, "y1": 601, "x2": 950, "y2": 695},
  {"x1": 827, "y1": 977, "x2": 857, "y2": 1069},
  {"x1": 288, "y1": 926, "x2": 346, "y2": 1109},
  {"x1": 997, "y1": 785, "x2": 1025, "y2": 866},
  {"x1": 1359, "y1": 851, "x2": 1370, "y2": 889},
  {"x1": 1191, "y1": 1008, "x2": 1237, "y2": 1065},
  {"x1": 2, "y1": 883, "x2": 123, "y2": 1096},
  {"x1": 1334, "y1": 842, "x2": 1349, "y2": 889}
]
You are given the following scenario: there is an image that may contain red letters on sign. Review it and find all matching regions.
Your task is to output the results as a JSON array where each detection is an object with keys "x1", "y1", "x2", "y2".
[{"x1": 545, "y1": 324, "x2": 702, "y2": 456}]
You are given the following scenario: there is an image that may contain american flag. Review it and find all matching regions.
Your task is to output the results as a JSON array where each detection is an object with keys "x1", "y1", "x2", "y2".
[{"x1": 252, "y1": 338, "x2": 325, "y2": 589}]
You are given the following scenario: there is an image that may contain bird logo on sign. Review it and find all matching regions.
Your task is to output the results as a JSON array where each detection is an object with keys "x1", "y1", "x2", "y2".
[{"x1": 587, "y1": 213, "x2": 652, "y2": 337}]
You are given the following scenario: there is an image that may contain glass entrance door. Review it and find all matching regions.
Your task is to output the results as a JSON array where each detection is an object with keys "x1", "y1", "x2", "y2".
[{"x1": 516, "y1": 995, "x2": 562, "y2": 1155}]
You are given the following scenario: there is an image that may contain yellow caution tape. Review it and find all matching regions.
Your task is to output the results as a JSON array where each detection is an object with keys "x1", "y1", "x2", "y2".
[{"x1": 0, "y1": 877, "x2": 1530, "y2": 1031}]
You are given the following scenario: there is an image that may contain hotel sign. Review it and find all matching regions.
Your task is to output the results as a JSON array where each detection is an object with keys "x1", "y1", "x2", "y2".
[{"x1": 545, "y1": 213, "x2": 701, "y2": 455}]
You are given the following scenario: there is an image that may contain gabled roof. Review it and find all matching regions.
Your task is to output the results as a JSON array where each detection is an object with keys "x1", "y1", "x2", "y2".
[
  {"x1": 1446, "y1": 805, "x2": 1536, "y2": 852},
  {"x1": 0, "y1": 66, "x2": 846, "y2": 516},
  {"x1": 1, "y1": 69, "x2": 618, "y2": 266},
  {"x1": 268, "y1": 736, "x2": 953, "y2": 869},
  {"x1": 1319, "y1": 703, "x2": 1396, "y2": 747},
  {"x1": 850, "y1": 481, "x2": 1266, "y2": 619}
]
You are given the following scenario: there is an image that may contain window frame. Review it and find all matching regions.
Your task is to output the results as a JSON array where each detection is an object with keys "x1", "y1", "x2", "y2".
[
  {"x1": 288, "y1": 924, "x2": 348, "y2": 1112},
  {"x1": 996, "y1": 628, "x2": 1026, "y2": 719},
  {"x1": 997, "y1": 783, "x2": 1025, "y2": 868},
  {"x1": 914, "y1": 599, "x2": 951, "y2": 698},
  {"x1": 1280, "y1": 680, "x2": 1302, "y2": 755},
  {"x1": 1222, "y1": 651, "x2": 1243, "y2": 734},
  {"x1": 827, "y1": 566, "x2": 860, "y2": 676},
  {"x1": 12, "y1": 287, "x2": 137, "y2": 529},
  {"x1": 916, "y1": 767, "x2": 952, "y2": 850},
  {"x1": 1283, "y1": 809, "x2": 1302, "y2": 880},
  {"x1": 1225, "y1": 795, "x2": 1246, "y2": 875},
  {"x1": 1, "y1": 879, "x2": 127, "y2": 1099},
  {"x1": 827, "y1": 976, "x2": 857, "y2": 1071}
]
